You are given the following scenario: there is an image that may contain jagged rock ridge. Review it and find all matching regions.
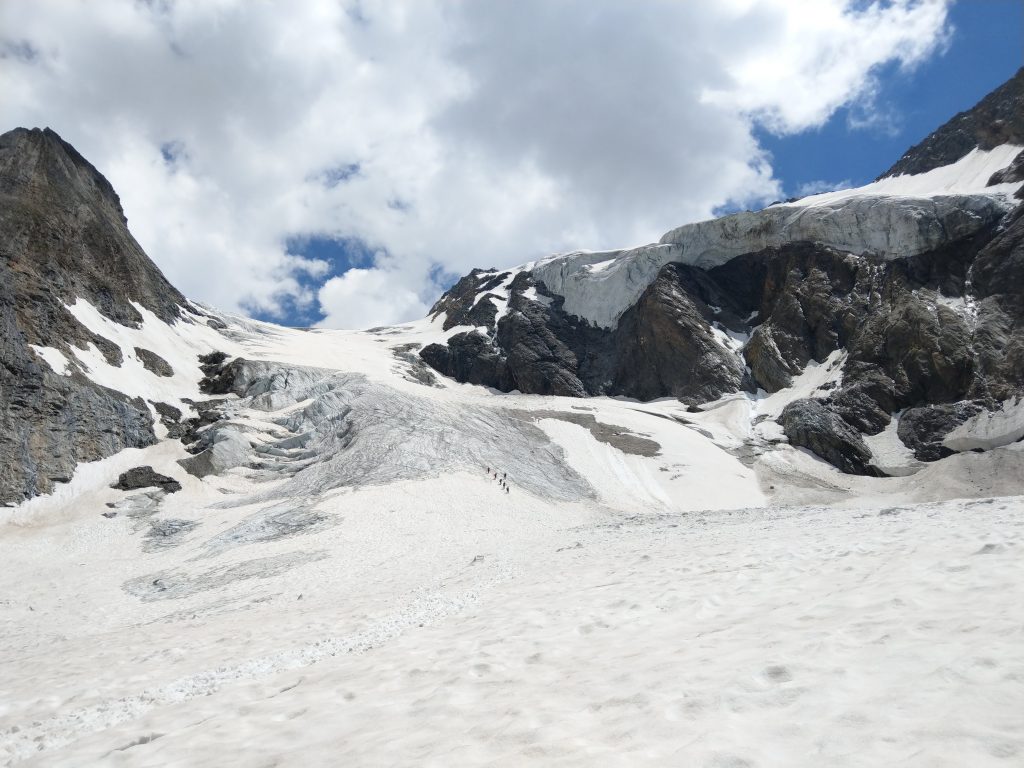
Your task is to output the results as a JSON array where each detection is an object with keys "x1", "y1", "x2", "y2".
[{"x1": 881, "y1": 67, "x2": 1023, "y2": 178}]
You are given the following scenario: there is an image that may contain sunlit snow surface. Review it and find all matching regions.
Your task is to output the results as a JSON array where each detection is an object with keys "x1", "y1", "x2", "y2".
[{"x1": 3, "y1": 299, "x2": 1024, "y2": 766}]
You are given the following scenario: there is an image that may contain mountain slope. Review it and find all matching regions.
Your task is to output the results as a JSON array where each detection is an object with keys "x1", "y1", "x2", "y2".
[
  {"x1": 0, "y1": 128, "x2": 190, "y2": 503},
  {"x1": 418, "y1": 70, "x2": 1024, "y2": 477},
  {"x1": 1, "y1": 115, "x2": 1023, "y2": 766},
  {"x1": 880, "y1": 66, "x2": 1023, "y2": 178}
]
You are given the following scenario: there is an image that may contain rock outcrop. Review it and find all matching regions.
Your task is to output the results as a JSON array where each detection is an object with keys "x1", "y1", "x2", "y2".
[
  {"x1": 0, "y1": 127, "x2": 186, "y2": 503},
  {"x1": 422, "y1": 265, "x2": 751, "y2": 403},
  {"x1": 780, "y1": 399, "x2": 881, "y2": 476},
  {"x1": 111, "y1": 466, "x2": 183, "y2": 494}
]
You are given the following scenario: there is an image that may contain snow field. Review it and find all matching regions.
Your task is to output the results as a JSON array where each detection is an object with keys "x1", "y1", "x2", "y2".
[
  {"x1": 4, "y1": 299, "x2": 1024, "y2": 766},
  {"x1": 4, "y1": 496, "x2": 1021, "y2": 766}
]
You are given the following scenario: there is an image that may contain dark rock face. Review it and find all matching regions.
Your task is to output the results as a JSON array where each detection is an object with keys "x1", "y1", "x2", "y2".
[
  {"x1": 421, "y1": 209, "x2": 1023, "y2": 475},
  {"x1": 609, "y1": 264, "x2": 749, "y2": 402},
  {"x1": 897, "y1": 402, "x2": 984, "y2": 462},
  {"x1": 198, "y1": 351, "x2": 241, "y2": 395},
  {"x1": 494, "y1": 276, "x2": 589, "y2": 397},
  {"x1": 429, "y1": 268, "x2": 510, "y2": 331},
  {"x1": 111, "y1": 466, "x2": 183, "y2": 494},
  {"x1": 0, "y1": 128, "x2": 186, "y2": 326},
  {"x1": 421, "y1": 332, "x2": 514, "y2": 391},
  {"x1": 0, "y1": 127, "x2": 189, "y2": 503},
  {"x1": 421, "y1": 266, "x2": 751, "y2": 404},
  {"x1": 780, "y1": 399, "x2": 881, "y2": 476},
  {"x1": 969, "y1": 205, "x2": 1024, "y2": 402},
  {"x1": 0, "y1": 366, "x2": 156, "y2": 500},
  {"x1": 880, "y1": 67, "x2": 1022, "y2": 178},
  {"x1": 712, "y1": 243, "x2": 866, "y2": 392},
  {"x1": 135, "y1": 347, "x2": 173, "y2": 377}
]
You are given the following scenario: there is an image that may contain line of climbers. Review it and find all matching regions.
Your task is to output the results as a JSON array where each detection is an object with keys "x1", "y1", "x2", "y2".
[{"x1": 485, "y1": 466, "x2": 510, "y2": 494}]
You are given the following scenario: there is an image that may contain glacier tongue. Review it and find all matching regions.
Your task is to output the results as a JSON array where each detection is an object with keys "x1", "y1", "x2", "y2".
[{"x1": 201, "y1": 359, "x2": 596, "y2": 504}]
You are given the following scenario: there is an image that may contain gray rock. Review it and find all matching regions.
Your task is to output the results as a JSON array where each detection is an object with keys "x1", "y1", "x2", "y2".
[
  {"x1": 111, "y1": 466, "x2": 182, "y2": 494},
  {"x1": 134, "y1": 347, "x2": 173, "y2": 377},
  {"x1": 608, "y1": 263, "x2": 749, "y2": 402},
  {"x1": 428, "y1": 268, "x2": 510, "y2": 331},
  {"x1": 780, "y1": 399, "x2": 881, "y2": 476},
  {"x1": 421, "y1": 332, "x2": 515, "y2": 391},
  {"x1": 177, "y1": 426, "x2": 252, "y2": 478},
  {"x1": 897, "y1": 403, "x2": 984, "y2": 462}
]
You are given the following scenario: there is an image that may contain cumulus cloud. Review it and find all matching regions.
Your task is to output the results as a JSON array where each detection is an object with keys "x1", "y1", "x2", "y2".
[
  {"x1": 0, "y1": 0, "x2": 952, "y2": 327},
  {"x1": 316, "y1": 268, "x2": 430, "y2": 330},
  {"x1": 796, "y1": 179, "x2": 854, "y2": 198}
]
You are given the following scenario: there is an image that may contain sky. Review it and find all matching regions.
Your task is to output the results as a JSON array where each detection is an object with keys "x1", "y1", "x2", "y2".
[{"x1": 1, "y1": 0, "x2": 1021, "y2": 329}]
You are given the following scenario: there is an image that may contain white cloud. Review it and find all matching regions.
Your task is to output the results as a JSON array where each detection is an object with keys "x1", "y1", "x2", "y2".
[
  {"x1": 316, "y1": 268, "x2": 429, "y2": 330},
  {"x1": 0, "y1": 0, "x2": 952, "y2": 327},
  {"x1": 795, "y1": 179, "x2": 854, "y2": 198}
]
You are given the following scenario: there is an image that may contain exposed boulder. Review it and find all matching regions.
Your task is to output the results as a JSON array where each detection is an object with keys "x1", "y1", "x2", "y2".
[
  {"x1": 780, "y1": 399, "x2": 881, "y2": 476},
  {"x1": 420, "y1": 332, "x2": 514, "y2": 390},
  {"x1": 897, "y1": 402, "x2": 985, "y2": 462},
  {"x1": 135, "y1": 347, "x2": 174, "y2": 377},
  {"x1": 111, "y1": 466, "x2": 182, "y2": 494},
  {"x1": 827, "y1": 366, "x2": 896, "y2": 435}
]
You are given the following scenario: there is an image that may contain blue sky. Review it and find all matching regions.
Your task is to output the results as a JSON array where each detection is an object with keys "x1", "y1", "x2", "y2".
[{"x1": 759, "y1": 0, "x2": 1023, "y2": 200}]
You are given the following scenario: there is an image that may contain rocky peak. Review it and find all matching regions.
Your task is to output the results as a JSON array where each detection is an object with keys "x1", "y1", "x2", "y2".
[
  {"x1": 0, "y1": 127, "x2": 126, "y2": 222},
  {"x1": 0, "y1": 126, "x2": 185, "y2": 328},
  {"x1": 880, "y1": 66, "x2": 1023, "y2": 179}
]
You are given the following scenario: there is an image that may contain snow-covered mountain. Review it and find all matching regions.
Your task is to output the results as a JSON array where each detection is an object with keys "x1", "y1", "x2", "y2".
[
  {"x1": 420, "y1": 68, "x2": 1024, "y2": 477},
  {"x1": 1, "y1": 72, "x2": 1022, "y2": 766}
]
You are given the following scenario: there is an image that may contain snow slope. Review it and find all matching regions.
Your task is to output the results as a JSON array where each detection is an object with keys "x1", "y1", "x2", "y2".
[{"x1": 3, "y1": 293, "x2": 1024, "y2": 766}]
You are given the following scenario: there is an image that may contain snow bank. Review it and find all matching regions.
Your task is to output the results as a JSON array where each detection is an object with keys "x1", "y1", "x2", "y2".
[
  {"x1": 791, "y1": 144, "x2": 1024, "y2": 206},
  {"x1": 863, "y1": 412, "x2": 923, "y2": 477},
  {"x1": 59, "y1": 298, "x2": 231, "y2": 410},
  {"x1": 944, "y1": 396, "x2": 1024, "y2": 452},
  {"x1": 4, "y1": 494, "x2": 1021, "y2": 766},
  {"x1": 27, "y1": 344, "x2": 72, "y2": 375}
]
